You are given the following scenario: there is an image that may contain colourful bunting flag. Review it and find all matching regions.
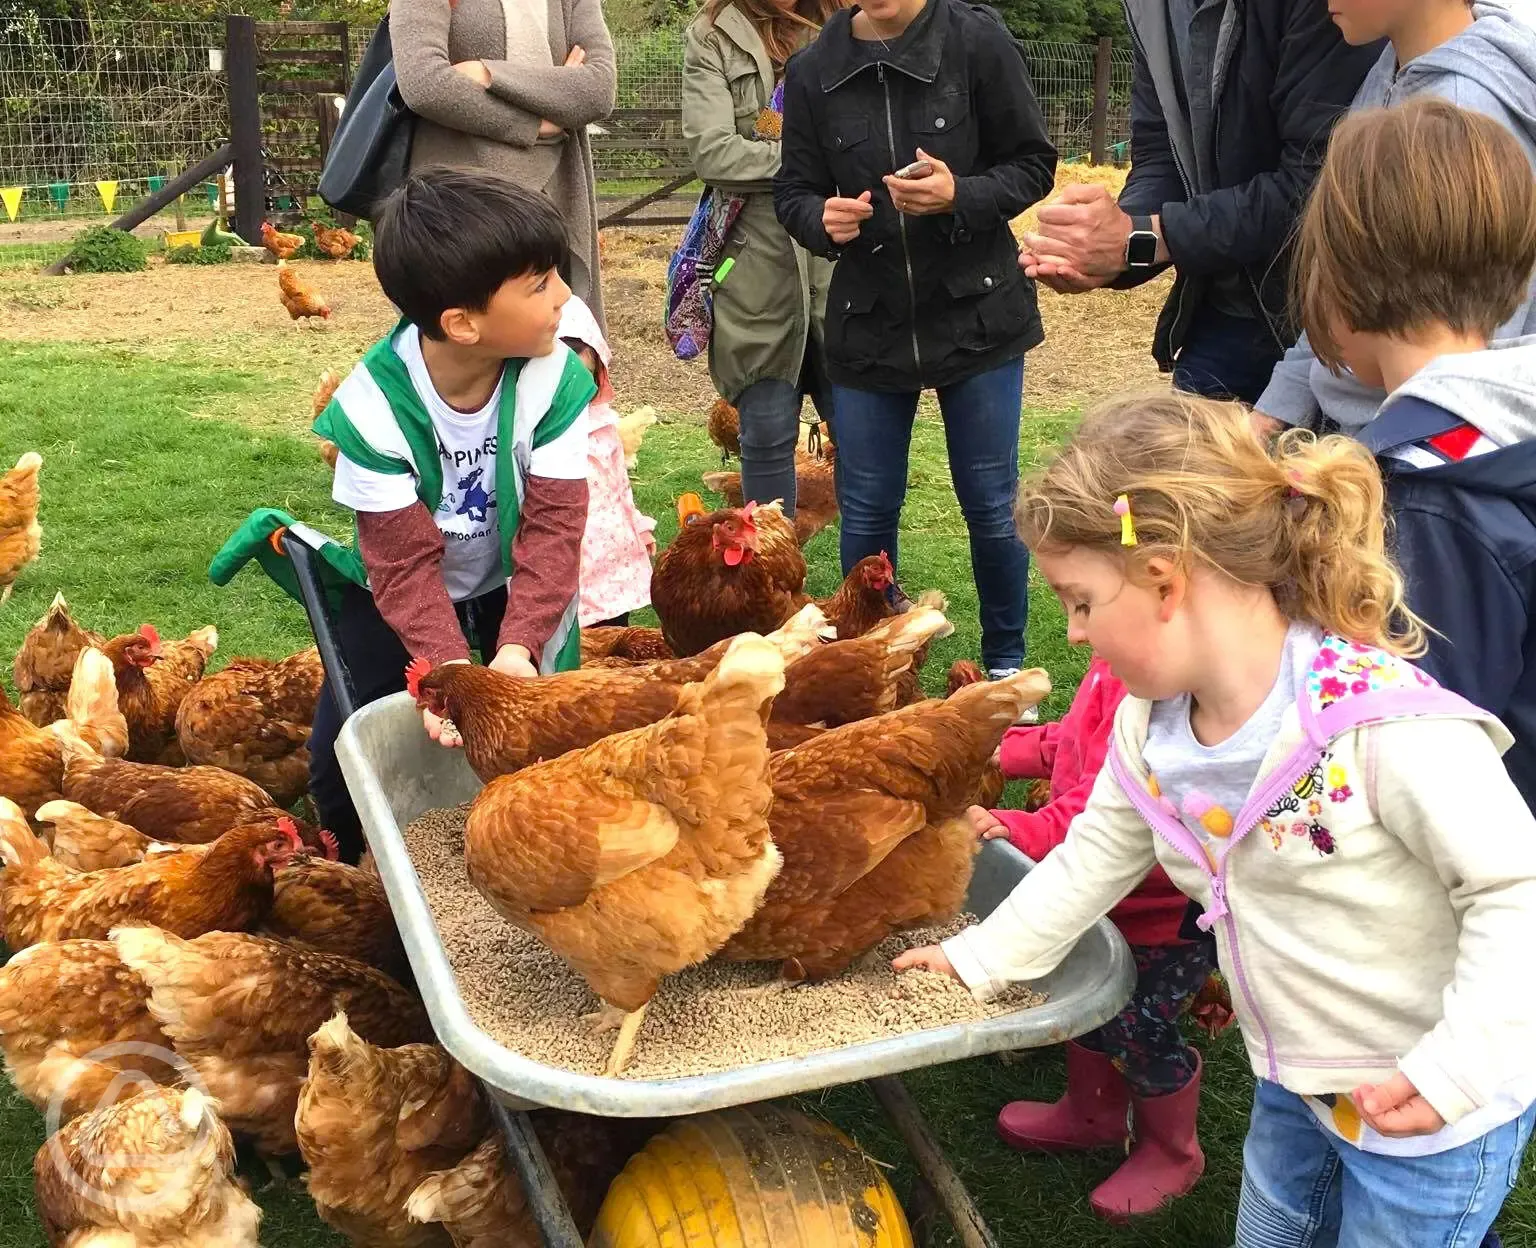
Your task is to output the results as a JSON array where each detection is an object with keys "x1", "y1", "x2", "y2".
[
  {"x1": 95, "y1": 180, "x2": 119, "y2": 213},
  {"x1": 0, "y1": 187, "x2": 21, "y2": 221}
]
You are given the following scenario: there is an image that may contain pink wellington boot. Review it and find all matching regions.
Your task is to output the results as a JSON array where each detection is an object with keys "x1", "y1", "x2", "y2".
[
  {"x1": 1089, "y1": 1049, "x2": 1205, "y2": 1223},
  {"x1": 997, "y1": 1042, "x2": 1131, "y2": 1151}
]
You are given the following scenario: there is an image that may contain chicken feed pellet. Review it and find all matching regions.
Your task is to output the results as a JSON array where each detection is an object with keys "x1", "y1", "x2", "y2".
[{"x1": 403, "y1": 805, "x2": 1046, "y2": 1081}]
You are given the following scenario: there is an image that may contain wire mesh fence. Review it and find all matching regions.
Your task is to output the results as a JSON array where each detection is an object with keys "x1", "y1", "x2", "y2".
[
  {"x1": 0, "y1": 16, "x2": 1132, "y2": 233},
  {"x1": 0, "y1": 14, "x2": 227, "y2": 221},
  {"x1": 1023, "y1": 39, "x2": 1134, "y2": 163}
]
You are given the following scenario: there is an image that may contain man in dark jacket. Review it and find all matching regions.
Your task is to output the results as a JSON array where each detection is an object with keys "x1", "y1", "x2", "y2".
[{"x1": 1017, "y1": 0, "x2": 1380, "y2": 403}]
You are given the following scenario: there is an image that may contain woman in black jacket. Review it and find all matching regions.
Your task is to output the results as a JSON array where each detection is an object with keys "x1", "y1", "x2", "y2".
[{"x1": 774, "y1": 0, "x2": 1055, "y2": 677}]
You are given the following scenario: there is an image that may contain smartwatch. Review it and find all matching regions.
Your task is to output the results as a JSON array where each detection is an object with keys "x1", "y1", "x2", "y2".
[{"x1": 1125, "y1": 215, "x2": 1159, "y2": 270}]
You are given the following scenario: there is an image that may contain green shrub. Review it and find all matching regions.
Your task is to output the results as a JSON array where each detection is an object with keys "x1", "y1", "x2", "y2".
[
  {"x1": 167, "y1": 243, "x2": 233, "y2": 265},
  {"x1": 65, "y1": 226, "x2": 147, "y2": 273}
]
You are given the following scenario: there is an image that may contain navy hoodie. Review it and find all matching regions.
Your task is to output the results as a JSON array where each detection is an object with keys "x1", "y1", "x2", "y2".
[{"x1": 1359, "y1": 340, "x2": 1536, "y2": 809}]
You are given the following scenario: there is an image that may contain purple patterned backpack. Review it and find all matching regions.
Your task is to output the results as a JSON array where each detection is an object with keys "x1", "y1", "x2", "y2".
[{"x1": 665, "y1": 81, "x2": 785, "y2": 361}]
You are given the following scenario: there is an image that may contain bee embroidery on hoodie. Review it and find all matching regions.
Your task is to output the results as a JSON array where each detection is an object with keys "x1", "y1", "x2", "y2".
[{"x1": 1261, "y1": 755, "x2": 1339, "y2": 857}]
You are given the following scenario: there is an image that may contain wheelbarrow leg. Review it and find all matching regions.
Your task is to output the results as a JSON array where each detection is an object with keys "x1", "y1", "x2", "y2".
[
  {"x1": 869, "y1": 1075, "x2": 999, "y2": 1248},
  {"x1": 485, "y1": 1096, "x2": 585, "y2": 1247}
]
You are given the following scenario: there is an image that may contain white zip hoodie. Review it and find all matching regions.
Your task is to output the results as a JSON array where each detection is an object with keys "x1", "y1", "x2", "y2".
[{"x1": 943, "y1": 635, "x2": 1536, "y2": 1145}]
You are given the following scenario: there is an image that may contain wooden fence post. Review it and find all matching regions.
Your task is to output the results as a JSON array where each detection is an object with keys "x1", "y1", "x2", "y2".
[
  {"x1": 226, "y1": 14, "x2": 265, "y2": 244},
  {"x1": 1090, "y1": 36, "x2": 1113, "y2": 166}
]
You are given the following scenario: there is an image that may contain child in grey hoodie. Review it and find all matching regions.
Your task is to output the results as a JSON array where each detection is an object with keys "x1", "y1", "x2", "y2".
[
  {"x1": 1258, "y1": 0, "x2": 1536, "y2": 434},
  {"x1": 1293, "y1": 99, "x2": 1536, "y2": 833}
]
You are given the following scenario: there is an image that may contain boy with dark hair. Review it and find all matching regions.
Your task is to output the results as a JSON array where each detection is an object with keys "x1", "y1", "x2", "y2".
[
  {"x1": 1295, "y1": 97, "x2": 1536, "y2": 813},
  {"x1": 225, "y1": 167, "x2": 595, "y2": 860}
]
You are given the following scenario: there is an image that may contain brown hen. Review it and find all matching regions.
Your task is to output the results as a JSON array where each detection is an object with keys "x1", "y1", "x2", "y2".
[
  {"x1": 101, "y1": 622, "x2": 218, "y2": 764},
  {"x1": 34, "y1": 1087, "x2": 262, "y2": 1248},
  {"x1": 0, "y1": 451, "x2": 41, "y2": 606},
  {"x1": 11, "y1": 593, "x2": 104, "y2": 728},
  {"x1": 175, "y1": 647, "x2": 323, "y2": 805},
  {"x1": 651, "y1": 497, "x2": 807, "y2": 656},
  {"x1": 579, "y1": 626, "x2": 674, "y2": 665},
  {"x1": 279, "y1": 260, "x2": 331, "y2": 321},
  {"x1": 409, "y1": 1116, "x2": 656, "y2": 1246},
  {"x1": 297, "y1": 1012, "x2": 487, "y2": 1248},
  {"x1": 464, "y1": 633, "x2": 786, "y2": 1076},
  {"x1": 0, "y1": 938, "x2": 177, "y2": 1123},
  {"x1": 701, "y1": 441, "x2": 839, "y2": 547},
  {"x1": 111, "y1": 927, "x2": 431, "y2": 1156},
  {"x1": 772, "y1": 606, "x2": 953, "y2": 729},
  {"x1": 722, "y1": 667, "x2": 1052, "y2": 980},
  {"x1": 262, "y1": 854, "x2": 410, "y2": 982},
  {"x1": 311, "y1": 220, "x2": 362, "y2": 259},
  {"x1": 411, "y1": 605, "x2": 829, "y2": 783},
  {"x1": 58, "y1": 728, "x2": 288, "y2": 845},
  {"x1": 0, "y1": 648, "x2": 126, "y2": 819},
  {"x1": 0, "y1": 804, "x2": 303, "y2": 949}
]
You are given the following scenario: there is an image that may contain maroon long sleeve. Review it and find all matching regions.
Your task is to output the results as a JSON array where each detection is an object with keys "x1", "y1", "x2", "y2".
[
  {"x1": 500, "y1": 475, "x2": 589, "y2": 665},
  {"x1": 356, "y1": 504, "x2": 472, "y2": 664}
]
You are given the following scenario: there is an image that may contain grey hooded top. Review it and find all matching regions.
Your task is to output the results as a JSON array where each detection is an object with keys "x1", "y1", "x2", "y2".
[{"x1": 1258, "y1": 0, "x2": 1536, "y2": 433}]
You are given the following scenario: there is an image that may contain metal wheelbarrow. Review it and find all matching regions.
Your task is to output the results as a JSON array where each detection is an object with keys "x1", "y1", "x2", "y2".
[{"x1": 280, "y1": 532, "x2": 1136, "y2": 1247}]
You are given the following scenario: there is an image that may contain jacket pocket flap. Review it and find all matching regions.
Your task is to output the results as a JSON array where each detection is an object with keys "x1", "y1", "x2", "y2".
[
  {"x1": 910, "y1": 92, "x2": 970, "y2": 136},
  {"x1": 832, "y1": 116, "x2": 871, "y2": 150},
  {"x1": 942, "y1": 262, "x2": 1013, "y2": 298},
  {"x1": 835, "y1": 286, "x2": 878, "y2": 314}
]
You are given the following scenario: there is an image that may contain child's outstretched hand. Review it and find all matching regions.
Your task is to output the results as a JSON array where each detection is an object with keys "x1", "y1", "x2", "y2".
[
  {"x1": 1351, "y1": 1073, "x2": 1445, "y2": 1138},
  {"x1": 892, "y1": 944, "x2": 961, "y2": 983},
  {"x1": 968, "y1": 805, "x2": 1011, "y2": 842}
]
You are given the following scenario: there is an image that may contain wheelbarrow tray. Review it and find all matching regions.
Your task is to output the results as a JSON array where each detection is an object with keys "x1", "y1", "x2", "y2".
[{"x1": 338, "y1": 691, "x2": 1136, "y2": 1119}]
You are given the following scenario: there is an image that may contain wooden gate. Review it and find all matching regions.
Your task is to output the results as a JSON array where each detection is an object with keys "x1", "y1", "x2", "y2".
[{"x1": 226, "y1": 16, "x2": 351, "y2": 238}]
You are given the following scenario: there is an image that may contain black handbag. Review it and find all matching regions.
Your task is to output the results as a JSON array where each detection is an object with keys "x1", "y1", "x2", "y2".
[{"x1": 318, "y1": 15, "x2": 415, "y2": 218}]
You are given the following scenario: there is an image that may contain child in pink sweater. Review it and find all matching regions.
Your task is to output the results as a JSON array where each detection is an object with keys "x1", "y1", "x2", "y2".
[
  {"x1": 974, "y1": 654, "x2": 1213, "y2": 1221},
  {"x1": 557, "y1": 296, "x2": 657, "y2": 628}
]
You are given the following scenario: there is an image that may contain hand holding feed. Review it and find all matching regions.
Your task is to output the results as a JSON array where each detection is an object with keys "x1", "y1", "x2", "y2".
[
  {"x1": 490, "y1": 644, "x2": 538, "y2": 679},
  {"x1": 892, "y1": 944, "x2": 962, "y2": 981},
  {"x1": 452, "y1": 59, "x2": 492, "y2": 87},
  {"x1": 883, "y1": 149, "x2": 956, "y2": 216},
  {"x1": 968, "y1": 805, "x2": 1011, "y2": 842},
  {"x1": 423, "y1": 658, "x2": 468, "y2": 749},
  {"x1": 824, "y1": 191, "x2": 874, "y2": 244},
  {"x1": 1351, "y1": 1073, "x2": 1446, "y2": 1138}
]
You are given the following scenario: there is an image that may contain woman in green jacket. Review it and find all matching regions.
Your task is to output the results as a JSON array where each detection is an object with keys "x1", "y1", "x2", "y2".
[{"x1": 681, "y1": 0, "x2": 840, "y2": 517}]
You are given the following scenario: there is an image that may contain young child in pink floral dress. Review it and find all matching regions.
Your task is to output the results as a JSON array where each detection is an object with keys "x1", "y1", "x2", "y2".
[{"x1": 558, "y1": 296, "x2": 657, "y2": 627}]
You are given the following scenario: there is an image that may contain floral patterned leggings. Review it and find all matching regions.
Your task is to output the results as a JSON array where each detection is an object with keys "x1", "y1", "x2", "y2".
[{"x1": 1075, "y1": 942, "x2": 1215, "y2": 1097}]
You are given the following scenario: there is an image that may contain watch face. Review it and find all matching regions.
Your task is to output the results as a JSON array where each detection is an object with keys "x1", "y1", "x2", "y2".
[{"x1": 1128, "y1": 231, "x2": 1158, "y2": 267}]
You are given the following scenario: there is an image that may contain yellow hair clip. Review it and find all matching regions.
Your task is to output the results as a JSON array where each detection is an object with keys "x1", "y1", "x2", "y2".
[{"x1": 1113, "y1": 494, "x2": 1137, "y2": 546}]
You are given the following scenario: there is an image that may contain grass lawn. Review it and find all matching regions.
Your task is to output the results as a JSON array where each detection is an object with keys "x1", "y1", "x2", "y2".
[{"x1": 1, "y1": 337, "x2": 1532, "y2": 1248}]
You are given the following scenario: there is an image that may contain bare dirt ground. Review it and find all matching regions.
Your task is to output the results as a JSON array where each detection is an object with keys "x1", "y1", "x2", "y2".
[{"x1": 0, "y1": 220, "x2": 1166, "y2": 426}]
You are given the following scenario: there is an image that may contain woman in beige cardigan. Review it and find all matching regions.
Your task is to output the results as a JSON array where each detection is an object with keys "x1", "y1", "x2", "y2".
[{"x1": 391, "y1": 0, "x2": 616, "y2": 326}]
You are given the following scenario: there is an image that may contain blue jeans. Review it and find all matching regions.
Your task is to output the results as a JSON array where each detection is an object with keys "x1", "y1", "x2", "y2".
[
  {"x1": 1173, "y1": 306, "x2": 1284, "y2": 406},
  {"x1": 830, "y1": 357, "x2": 1028, "y2": 671},
  {"x1": 736, "y1": 376, "x2": 832, "y2": 519},
  {"x1": 1236, "y1": 1079, "x2": 1534, "y2": 1248}
]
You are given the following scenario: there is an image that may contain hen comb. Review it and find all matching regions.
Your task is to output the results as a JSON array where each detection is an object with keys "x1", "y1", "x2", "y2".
[
  {"x1": 405, "y1": 657, "x2": 432, "y2": 700},
  {"x1": 276, "y1": 815, "x2": 303, "y2": 847},
  {"x1": 318, "y1": 828, "x2": 340, "y2": 861},
  {"x1": 138, "y1": 623, "x2": 161, "y2": 648}
]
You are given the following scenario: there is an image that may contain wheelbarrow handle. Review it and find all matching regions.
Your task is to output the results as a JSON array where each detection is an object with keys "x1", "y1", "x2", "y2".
[{"x1": 280, "y1": 531, "x2": 360, "y2": 721}]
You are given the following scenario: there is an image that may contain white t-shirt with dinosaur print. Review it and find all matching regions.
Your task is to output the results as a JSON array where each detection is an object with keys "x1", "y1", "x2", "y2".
[{"x1": 331, "y1": 324, "x2": 505, "y2": 603}]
